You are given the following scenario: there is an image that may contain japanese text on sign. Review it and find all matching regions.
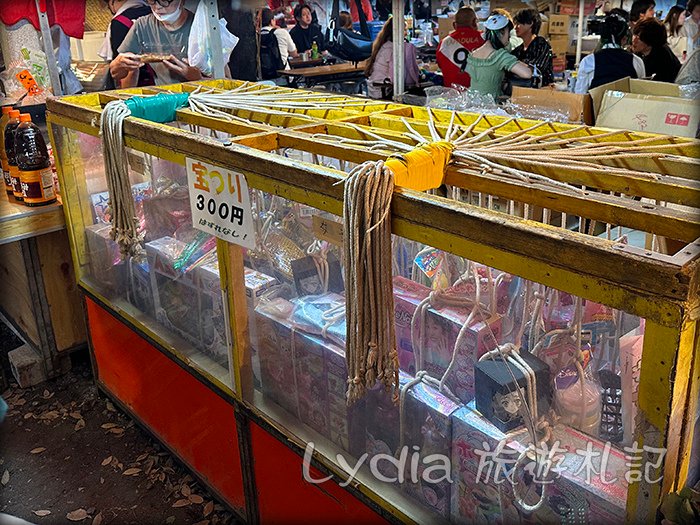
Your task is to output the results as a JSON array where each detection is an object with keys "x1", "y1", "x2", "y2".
[{"x1": 186, "y1": 158, "x2": 256, "y2": 250}]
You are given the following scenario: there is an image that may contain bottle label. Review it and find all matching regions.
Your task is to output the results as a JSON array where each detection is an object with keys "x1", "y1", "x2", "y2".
[
  {"x1": 3, "y1": 168, "x2": 11, "y2": 193},
  {"x1": 9, "y1": 165, "x2": 23, "y2": 200},
  {"x1": 20, "y1": 167, "x2": 55, "y2": 205}
]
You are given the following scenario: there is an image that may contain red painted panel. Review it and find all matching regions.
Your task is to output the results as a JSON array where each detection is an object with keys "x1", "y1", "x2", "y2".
[
  {"x1": 251, "y1": 422, "x2": 389, "y2": 524},
  {"x1": 86, "y1": 298, "x2": 246, "y2": 514}
]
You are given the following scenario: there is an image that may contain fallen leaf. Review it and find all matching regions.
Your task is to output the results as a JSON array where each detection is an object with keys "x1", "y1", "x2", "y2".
[
  {"x1": 123, "y1": 468, "x2": 141, "y2": 476},
  {"x1": 69, "y1": 411, "x2": 82, "y2": 420},
  {"x1": 30, "y1": 447, "x2": 46, "y2": 454},
  {"x1": 136, "y1": 453, "x2": 149, "y2": 462},
  {"x1": 108, "y1": 428, "x2": 124, "y2": 435},
  {"x1": 23, "y1": 412, "x2": 33, "y2": 420},
  {"x1": 172, "y1": 499, "x2": 191, "y2": 508},
  {"x1": 100, "y1": 423, "x2": 117, "y2": 429},
  {"x1": 39, "y1": 410, "x2": 58, "y2": 420},
  {"x1": 86, "y1": 507, "x2": 95, "y2": 515},
  {"x1": 100, "y1": 477, "x2": 105, "y2": 484},
  {"x1": 106, "y1": 401, "x2": 116, "y2": 412},
  {"x1": 165, "y1": 517, "x2": 175, "y2": 524},
  {"x1": 193, "y1": 521, "x2": 210, "y2": 525},
  {"x1": 43, "y1": 389, "x2": 50, "y2": 398},
  {"x1": 33, "y1": 510, "x2": 51, "y2": 517},
  {"x1": 189, "y1": 494, "x2": 204, "y2": 504},
  {"x1": 92, "y1": 512, "x2": 103, "y2": 525},
  {"x1": 74, "y1": 419, "x2": 85, "y2": 431},
  {"x1": 66, "y1": 508, "x2": 89, "y2": 521},
  {"x1": 15, "y1": 398, "x2": 26, "y2": 406},
  {"x1": 101, "y1": 456, "x2": 113, "y2": 466},
  {"x1": 1, "y1": 470, "x2": 9, "y2": 485},
  {"x1": 203, "y1": 501, "x2": 214, "y2": 517},
  {"x1": 181, "y1": 484, "x2": 191, "y2": 497}
]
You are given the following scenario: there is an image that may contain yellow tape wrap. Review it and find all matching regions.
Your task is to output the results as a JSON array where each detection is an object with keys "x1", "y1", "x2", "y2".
[{"x1": 384, "y1": 141, "x2": 454, "y2": 191}]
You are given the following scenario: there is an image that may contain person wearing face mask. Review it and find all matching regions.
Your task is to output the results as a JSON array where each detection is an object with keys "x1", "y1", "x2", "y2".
[
  {"x1": 110, "y1": 0, "x2": 203, "y2": 87},
  {"x1": 99, "y1": 0, "x2": 154, "y2": 88},
  {"x1": 464, "y1": 14, "x2": 533, "y2": 99}
]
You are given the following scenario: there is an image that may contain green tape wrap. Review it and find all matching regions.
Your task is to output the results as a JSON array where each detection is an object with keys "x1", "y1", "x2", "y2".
[{"x1": 124, "y1": 92, "x2": 190, "y2": 123}]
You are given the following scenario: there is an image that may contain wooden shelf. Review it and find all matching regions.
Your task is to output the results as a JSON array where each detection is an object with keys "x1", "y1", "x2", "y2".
[{"x1": 0, "y1": 193, "x2": 65, "y2": 245}]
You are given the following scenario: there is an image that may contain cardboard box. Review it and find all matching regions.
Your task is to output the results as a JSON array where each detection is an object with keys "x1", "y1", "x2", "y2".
[
  {"x1": 593, "y1": 78, "x2": 700, "y2": 138},
  {"x1": 512, "y1": 86, "x2": 593, "y2": 125},
  {"x1": 401, "y1": 381, "x2": 461, "y2": 518},
  {"x1": 552, "y1": 52, "x2": 567, "y2": 74},
  {"x1": 244, "y1": 267, "x2": 278, "y2": 309},
  {"x1": 450, "y1": 402, "x2": 527, "y2": 525},
  {"x1": 557, "y1": 0, "x2": 595, "y2": 15},
  {"x1": 393, "y1": 276, "x2": 430, "y2": 375},
  {"x1": 549, "y1": 14, "x2": 570, "y2": 34},
  {"x1": 438, "y1": 15, "x2": 455, "y2": 41},
  {"x1": 589, "y1": 77, "x2": 688, "y2": 120},
  {"x1": 549, "y1": 34, "x2": 570, "y2": 55},
  {"x1": 85, "y1": 223, "x2": 126, "y2": 297}
]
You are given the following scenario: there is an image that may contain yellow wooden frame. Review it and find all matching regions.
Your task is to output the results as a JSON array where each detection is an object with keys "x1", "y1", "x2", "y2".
[{"x1": 46, "y1": 81, "x2": 700, "y2": 524}]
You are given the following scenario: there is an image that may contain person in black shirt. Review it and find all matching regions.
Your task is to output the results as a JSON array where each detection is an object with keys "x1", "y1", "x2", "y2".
[
  {"x1": 289, "y1": 4, "x2": 326, "y2": 53},
  {"x1": 512, "y1": 8, "x2": 553, "y2": 86},
  {"x1": 632, "y1": 17, "x2": 681, "y2": 82},
  {"x1": 100, "y1": 0, "x2": 154, "y2": 88}
]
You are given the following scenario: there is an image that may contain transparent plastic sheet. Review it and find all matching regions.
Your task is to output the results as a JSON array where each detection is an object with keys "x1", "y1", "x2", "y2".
[
  {"x1": 425, "y1": 85, "x2": 572, "y2": 122},
  {"x1": 679, "y1": 82, "x2": 700, "y2": 99},
  {"x1": 245, "y1": 186, "x2": 644, "y2": 524}
]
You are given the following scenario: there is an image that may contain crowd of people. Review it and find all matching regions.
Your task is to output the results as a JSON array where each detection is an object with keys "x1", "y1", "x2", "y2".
[{"x1": 100, "y1": 0, "x2": 699, "y2": 101}]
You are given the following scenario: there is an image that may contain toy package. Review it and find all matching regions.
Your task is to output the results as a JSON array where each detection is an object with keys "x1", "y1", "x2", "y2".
[{"x1": 85, "y1": 223, "x2": 126, "y2": 297}]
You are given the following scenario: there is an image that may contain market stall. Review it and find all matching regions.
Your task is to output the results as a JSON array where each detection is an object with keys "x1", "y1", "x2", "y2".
[{"x1": 46, "y1": 79, "x2": 699, "y2": 524}]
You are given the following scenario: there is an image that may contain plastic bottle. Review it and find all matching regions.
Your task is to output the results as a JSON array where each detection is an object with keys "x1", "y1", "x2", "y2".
[
  {"x1": 15, "y1": 113, "x2": 56, "y2": 206},
  {"x1": 0, "y1": 106, "x2": 13, "y2": 195},
  {"x1": 4, "y1": 110, "x2": 23, "y2": 201},
  {"x1": 311, "y1": 40, "x2": 319, "y2": 59}
]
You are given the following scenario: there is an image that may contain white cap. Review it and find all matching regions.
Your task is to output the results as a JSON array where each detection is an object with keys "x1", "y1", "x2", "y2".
[{"x1": 484, "y1": 13, "x2": 510, "y2": 31}]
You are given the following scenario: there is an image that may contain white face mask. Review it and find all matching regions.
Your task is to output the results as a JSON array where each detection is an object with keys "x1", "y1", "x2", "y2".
[{"x1": 153, "y1": 3, "x2": 182, "y2": 24}]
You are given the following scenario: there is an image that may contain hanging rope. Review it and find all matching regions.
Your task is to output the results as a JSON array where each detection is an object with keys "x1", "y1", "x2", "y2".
[
  {"x1": 342, "y1": 160, "x2": 398, "y2": 404},
  {"x1": 100, "y1": 100, "x2": 143, "y2": 257}
]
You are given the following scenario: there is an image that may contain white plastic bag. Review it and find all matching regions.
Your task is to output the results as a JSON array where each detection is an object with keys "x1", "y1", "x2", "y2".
[{"x1": 188, "y1": 2, "x2": 239, "y2": 77}]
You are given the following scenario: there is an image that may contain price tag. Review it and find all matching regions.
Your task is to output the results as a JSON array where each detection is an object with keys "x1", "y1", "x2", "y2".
[
  {"x1": 312, "y1": 215, "x2": 343, "y2": 245},
  {"x1": 15, "y1": 69, "x2": 41, "y2": 95},
  {"x1": 187, "y1": 158, "x2": 256, "y2": 250}
]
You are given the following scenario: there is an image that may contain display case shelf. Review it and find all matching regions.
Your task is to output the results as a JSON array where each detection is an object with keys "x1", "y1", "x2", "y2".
[{"x1": 47, "y1": 80, "x2": 699, "y2": 524}]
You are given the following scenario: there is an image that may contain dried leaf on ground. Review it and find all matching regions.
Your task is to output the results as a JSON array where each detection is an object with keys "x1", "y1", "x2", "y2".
[
  {"x1": 33, "y1": 510, "x2": 51, "y2": 517},
  {"x1": 30, "y1": 447, "x2": 46, "y2": 454},
  {"x1": 14, "y1": 398, "x2": 26, "y2": 406},
  {"x1": 165, "y1": 517, "x2": 176, "y2": 524},
  {"x1": 193, "y1": 521, "x2": 210, "y2": 525},
  {"x1": 181, "y1": 484, "x2": 191, "y2": 497},
  {"x1": 66, "y1": 508, "x2": 89, "y2": 521},
  {"x1": 1, "y1": 470, "x2": 9, "y2": 485},
  {"x1": 100, "y1": 423, "x2": 117, "y2": 429},
  {"x1": 92, "y1": 513, "x2": 103, "y2": 525},
  {"x1": 136, "y1": 453, "x2": 149, "y2": 462},
  {"x1": 69, "y1": 411, "x2": 82, "y2": 420},
  {"x1": 101, "y1": 456, "x2": 113, "y2": 466},
  {"x1": 123, "y1": 468, "x2": 141, "y2": 476},
  {"x1": 23, "y1": 412, "x2": 33, "y2": 420},
  {"x1": 74, "y1": 419, "x2": 86, "y2": 431},
  {"x1": 203, "y1": 501, "x2": 214, "y2": 517},
  {"x1": 106, "y1": 401, "x2": 116, "y2": 412},
  {"x1": 189, "y1": 494, "x2": 204, "y2": 504},
  {"x1": 39, "y1": 410, "x2": 58, "y2": 420},
  {"x1": 108, "y1": 427, "x2": 125, "y2": 435},
  {"x1": 172, "y1": 499, "x2": 191, "y2": 508}
]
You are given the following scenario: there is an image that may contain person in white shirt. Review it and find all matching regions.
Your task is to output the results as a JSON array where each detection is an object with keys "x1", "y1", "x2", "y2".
[
  {"x1": 261, "y1": 8, "x2": 298, "y2": 70},
  {"x1": 664, "y1": 5, "x2": 687, "y2": 59},
  {"x1": 681, "y1": 0, "x2": 700, "y2": 56},
  {"x1": 574, "y1": 12, "x2": 645, "y2": 94}
]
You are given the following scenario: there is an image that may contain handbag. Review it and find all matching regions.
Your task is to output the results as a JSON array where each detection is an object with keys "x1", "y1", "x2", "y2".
[{"x1": 326, "y1": 0, "x2": 373, "y2": 64}]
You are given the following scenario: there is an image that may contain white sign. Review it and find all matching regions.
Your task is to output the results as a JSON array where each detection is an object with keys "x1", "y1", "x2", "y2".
[{"x1": 186, "y1": 157, "x2": 256, "y2": 250}]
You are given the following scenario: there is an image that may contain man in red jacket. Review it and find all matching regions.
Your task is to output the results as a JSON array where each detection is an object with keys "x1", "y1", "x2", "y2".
[{"x1": 436, "y1": 7, "x2": 484, "y2": 88}]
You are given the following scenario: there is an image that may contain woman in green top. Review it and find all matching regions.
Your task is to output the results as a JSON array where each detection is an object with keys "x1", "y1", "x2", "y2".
[{"x1": 466, "y1": 14, "x2": 532, "y2": 99}]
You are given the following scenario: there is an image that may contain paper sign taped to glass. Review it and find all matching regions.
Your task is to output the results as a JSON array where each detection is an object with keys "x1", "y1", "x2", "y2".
[{"x1": 186, "y1": 158, "x2": 257, "y2": 250}]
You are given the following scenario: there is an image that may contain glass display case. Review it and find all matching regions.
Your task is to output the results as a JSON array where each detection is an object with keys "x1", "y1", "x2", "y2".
[{"x1": 47, "y1": 81, "x2": 699, "y2": 525}]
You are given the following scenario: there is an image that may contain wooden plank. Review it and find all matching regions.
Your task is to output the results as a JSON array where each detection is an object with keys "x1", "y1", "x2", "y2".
[
  {"x1": 444, "y1": 167, "x2": 700, "y2": 243},
  {"x1": 0, "y1": 241, "x2": 40, "y2": 347},
  {"x1": 36, "y1": 229, "x2": 86, "y2": 352},
  {"x1": 0, "y1": 198, "x2": 65, "y2": 245},
  {"x1": 217, "y1": 240, "x2": 251, "y2": 400}
]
